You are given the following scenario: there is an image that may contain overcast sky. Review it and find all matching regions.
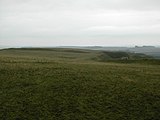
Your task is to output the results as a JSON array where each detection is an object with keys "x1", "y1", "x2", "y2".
[{"x1": 0, "y1": 0, "x2": 160, "y2": 47}]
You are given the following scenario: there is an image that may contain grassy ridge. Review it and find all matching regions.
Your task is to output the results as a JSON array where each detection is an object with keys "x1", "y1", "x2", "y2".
[{"x1": 0, "y1": 48, "x2": 160, "y2": 120}]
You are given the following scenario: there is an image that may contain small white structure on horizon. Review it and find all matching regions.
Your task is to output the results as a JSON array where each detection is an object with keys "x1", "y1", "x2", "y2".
[{"x1": 121, "y1": 57, "x2": 129, "y2": 60}]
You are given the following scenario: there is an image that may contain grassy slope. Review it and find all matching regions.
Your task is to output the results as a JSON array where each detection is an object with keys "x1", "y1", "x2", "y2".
[{"x1": 0, "y1": 48, "x2": 160, "y2": 120}]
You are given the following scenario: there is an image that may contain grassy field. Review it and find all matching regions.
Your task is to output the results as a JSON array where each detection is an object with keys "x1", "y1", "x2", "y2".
[{"x1": 0, "y1": 48, "x2": 160, "y2": 120}]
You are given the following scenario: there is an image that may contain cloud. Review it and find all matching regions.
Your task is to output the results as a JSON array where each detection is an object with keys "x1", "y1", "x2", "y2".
[
  {"x1": 84, "y1": 24, "x2": 160, "y2": 35},
  {"x1": 0, "y1": 0, "x2": 160, "y2": 46},
  {"x1": 1, "y1": 0, "x2": 160, "y2": 12}
]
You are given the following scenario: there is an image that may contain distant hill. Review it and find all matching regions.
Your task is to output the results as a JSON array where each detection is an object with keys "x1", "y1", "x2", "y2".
[
  {"x1": 63, "y1": 46, "x2": 160, "y2": 59},
  {"x1": 1, "y1": 48, "x2": 152, "y2": 63},
  {"x1": 129, "y1": 46, "x2": 160, "y2": 59},
  {"x1": 1, "y1": 46, "x2": 160, "y2": 59}
]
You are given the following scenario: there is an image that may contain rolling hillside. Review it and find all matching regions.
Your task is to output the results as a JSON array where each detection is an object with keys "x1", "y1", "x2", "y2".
[{"x1": 0, "y1": 48, "x2": 160, "y2": 120}]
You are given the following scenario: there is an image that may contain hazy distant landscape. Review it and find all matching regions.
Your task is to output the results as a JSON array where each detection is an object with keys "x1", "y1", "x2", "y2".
[
  {"x1": 1, "y1": 45, "x2": 160, "y2": 59},
  {"x1": 60, "y1": 46, "x2": 160, "y2": 59}
]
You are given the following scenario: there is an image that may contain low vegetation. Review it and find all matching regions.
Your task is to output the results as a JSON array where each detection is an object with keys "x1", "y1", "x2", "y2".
[{"x1": 0, "y1": 48, "x2": 160, "y2": 120}]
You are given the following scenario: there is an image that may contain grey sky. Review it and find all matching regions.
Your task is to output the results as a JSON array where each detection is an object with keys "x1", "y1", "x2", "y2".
[{"x1": 0, "y1": 0, "x2": 160, "y2": 47}]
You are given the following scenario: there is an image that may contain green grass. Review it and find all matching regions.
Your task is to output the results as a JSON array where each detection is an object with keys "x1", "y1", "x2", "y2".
[{"x1": 0, "y1": 48, "x2": 160, "y2": 120}]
